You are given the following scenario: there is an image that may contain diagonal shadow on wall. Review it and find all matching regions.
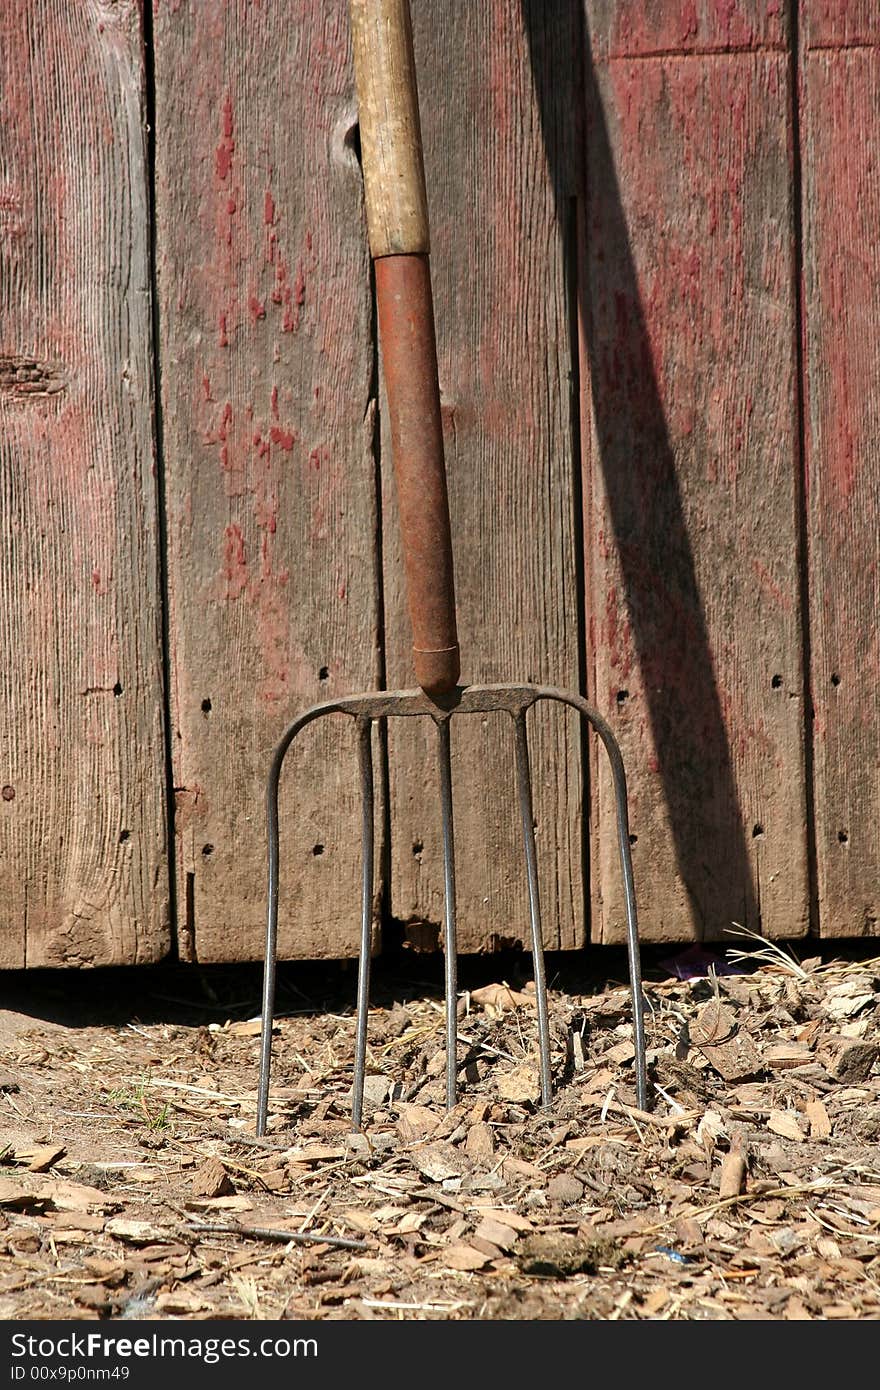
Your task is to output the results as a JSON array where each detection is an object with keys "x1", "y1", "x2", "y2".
[{"x1": 520, "y1": 1, "x2": 760, "y2": 938}]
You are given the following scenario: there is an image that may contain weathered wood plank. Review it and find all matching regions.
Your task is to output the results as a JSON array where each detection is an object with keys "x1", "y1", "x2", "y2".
[
  {"x1": 0, "y1": 0, "x2": 168, "y2": 966},
  {"x1": 587, "y1": 1, "x2": 787, "y2": 58},
  {"x1": 382, "y1": 1, "x2": 586, "y2": 952},
  {"x1": 581, "y1": 4, "x2": 808, "y2": 942},
  {"x1": 153, "y1": 0, "x2": 380, "y2": 961},
  {"x1": 801, "y1": 3, "x2": 877, "y2": 48},
  {"x1": 801, "y1": 8, "x2": 880, "y2": 935}
]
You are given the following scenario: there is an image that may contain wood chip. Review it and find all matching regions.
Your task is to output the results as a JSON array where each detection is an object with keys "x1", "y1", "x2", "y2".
[
  {"x1": 820, "y1": 1039, "x2": 879, "y2": 1084},
  {"x1": 444, "y1": 1243, "x2": 492, "y2": 1271},
  {"x1": 763, "y1": 1042, "x2": 815, "y2": 1070},
  {"x1": 227, "y1": 1019, "x2": 263, "y2": 1037},
  {"x1": 496, "y1": 1063, "x2": 541, "y2": 1103},
  {"x1": 641, "y1": 1287, "x2": 671, "y2": 1315},
  {"x1": 284, "y1": 1144, "x2": 347, "y2": 1164},
  {"x1": 804, "y1": 1099, "x2": 832, "y2": 1139},
  {"x1": 473, "y1": 1217, "x2": 518, "y2": 1251},
  {"x1": 339, "y1": 1209, "x2": 378, "y2": 1234},
  {"x1": 186, "y1": 1195, "x2": 253, "y2": 1212},
  {"x1": 547, "y1": 1174, "x2": 584, "y2": 1205},
  {"x1": 82, "y1": 1257, "x2": 126, "y2": 1284},
  {"x1": 501, "y1": 1157, "x2": 543, "y2": 1182},
  {"x1": 155, "y1": 1290, "x2": 211, "y2": 1314},
  {"x1": 719, "y1": 1151, "x2": 747, "y2": 1199},
  {"x1": 464, "y1": 1122, "x2": 495, "y2": 1162},
  {"x1": 12, "y1": 1144, "x2": 66, "y2": 1172},
  {"x1": 43, "y1": 1179, "x2": 116, "y2": 1213},
  {"x1": 395, "y1": 1105, "x2": 440, "y2": 1143},
  {"x1": 74, "y1": 1285, "x2": 115, "y2": 1312},
  {"x1": 470, "y1": 983, "x2": 534, "y2": 1011},
  {"x1": 691, "y1": 1002, "x2": 761, "y2": 1081},
  {"x1": 0, "y1": 1179, "x2": 44, "y2": 1210},
  {"x1": 766, "y1": 1111, "x2": 806, "y2": 1142},
  {"x1": 471, "y1": 1206, "x2": 533, "y2": 1233},
  {"x1": 105, "y1": 1218, "x2": 170, "y2": 1244},
  {"x1": 409, "y1": 1142, "x2": 470, "y2": 1183},
  {"x1": 191, "y1": 1158, "x2": 234, "y2": 1199}
]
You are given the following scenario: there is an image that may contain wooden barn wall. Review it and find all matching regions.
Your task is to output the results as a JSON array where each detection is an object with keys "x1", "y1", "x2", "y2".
[
  {"x1": 1, "y1": 0, "x2": 878, "y2": 963},
  {"x1": 0, "y1": 0, "x2": 168, "y2": 967}
]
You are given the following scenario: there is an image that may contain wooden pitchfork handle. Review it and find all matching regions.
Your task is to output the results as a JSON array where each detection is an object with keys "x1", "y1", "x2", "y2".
[{"x1": 349, "y1": 0, "x2": 460, "y2": 697}]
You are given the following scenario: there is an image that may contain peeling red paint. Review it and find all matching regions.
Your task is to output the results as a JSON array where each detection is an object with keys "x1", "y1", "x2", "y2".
[
  {"x1": 215, "y1": 96, "x2": 235, "y2": 181},
  {"x1": 248, "y1": 294, "x2": 266, "y2": 322},
  {"x1": 264, "y1": 189, "x2": 275, "y2": 225},
  {"x1": 222, "y1": 524, "x2": 248, "y2": 599},
  {"x1": 270, "y1": 426, "x2": 295, "y2": 451},
  {"x1": 294, "y1": 263, "x2": 306, "y2": 308}
]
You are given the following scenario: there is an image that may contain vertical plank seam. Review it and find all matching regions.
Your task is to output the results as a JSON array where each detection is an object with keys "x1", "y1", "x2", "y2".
[
  {"x1": 367, "y1": 253, "x2": 392, "y2": 940},
  {"x1": 790, "y1": 0, "x2": 820, "y2": 937},
  {"x1": 141, "y1": 0, "x2": 178, "y2": 961},
  {"x1": 567, "y1": 185, "x2": 591, "y2": 946}
]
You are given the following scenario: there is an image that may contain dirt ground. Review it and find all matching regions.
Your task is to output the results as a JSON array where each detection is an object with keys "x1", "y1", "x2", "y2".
[{"x1": 0, "y1": 932, "x2": 878, "y2": 1322}]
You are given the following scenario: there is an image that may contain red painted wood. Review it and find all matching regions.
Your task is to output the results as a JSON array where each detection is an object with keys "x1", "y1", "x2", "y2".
[
  {"x1": 581, "y1": 6, "x2": 809, "y2": 942},
  {"x1": 153, "y1": 0, "x2": 381, "y2": 961},
  {"x1": 801, "y1": 2, "x2": 879, "y2": 48},
  {"x1": 801, "y1": 6, "x2": 880, "y2": 934},
  {"x1": 587, "y1": 0, "x2": 787, "y2": 58},
  {"x1": 0, "y1": 0, "x2": 168, "y2": 965}
]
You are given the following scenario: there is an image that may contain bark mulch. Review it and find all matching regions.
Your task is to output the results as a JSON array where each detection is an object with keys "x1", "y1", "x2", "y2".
[{"x1": 0, "y1": 935, "x2": 878, "y2": 1321}]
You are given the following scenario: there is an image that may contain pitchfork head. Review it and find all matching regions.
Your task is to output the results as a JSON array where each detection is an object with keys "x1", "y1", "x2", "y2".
[{"x1": 256, "y1": 682, "x2": 648, "y2": 1135}]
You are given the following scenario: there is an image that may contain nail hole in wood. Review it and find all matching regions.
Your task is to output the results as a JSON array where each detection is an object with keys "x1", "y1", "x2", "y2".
[
  {"x1": 118, "y1": 829, "x2": 130, "y2": 843},
  {"x1": 343, "y1": 120, "x2": 361, "y2": 164},
  {"x1": 771, "y1": 675, "x2": 782, "y2": 689},
  {"x1": 831, "y1": 673, "x2": 841, "y2": 687},
  {"x1": 838, "y1": 830, "x2": 848, "y2": 844},
  {"x1": 752, "y1": 824, "x2": 764, "y2": 838},
  {"x1": 202, "y1": 843, "x2": 214, "y2": 857},
  {"x1": 629, "y1": 833, "x2": 638, "y2": 845},
  {"x1": 412, "y1": 839, "x2": 423, "y2": 857},
  {"x1": 616, "y1": 689, "x2": 629, "y2": 704},
  {"x1": 201, "y1": 698, "x2": 212, "y2": 713},
  {"x1": 113, "y1": 682, "x2": 123, "y2": 696},
  {"x1": 1, "y1": 786, "x2": 14, "y2": 802},
  {"x1": 318, "y1": 667, "x2": 329, "y2": 681},
  {"x1": 312, "y1": 843, "x2": 324, "y2": 856}
]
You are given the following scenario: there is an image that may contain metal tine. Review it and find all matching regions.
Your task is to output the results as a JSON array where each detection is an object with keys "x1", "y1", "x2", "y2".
[
  {"x1": 256, "y1": 735, "x2": 287, "y2": 1138},
  {"x1": 594, "y1": 716, "x2": 648, "y2": 1110},
  {"x1": 351, "y1": 717, "x2": 375, "y2": 1130},
  {"x1": 512, "y1": 709, "x2": 553, "y2": 1108},
  {"x1": 255, "y1": 681, "x2": 648, "y2": 1137},
  {"x1": 436, "y1": 718, "x2": 458, "y2": 1110}
]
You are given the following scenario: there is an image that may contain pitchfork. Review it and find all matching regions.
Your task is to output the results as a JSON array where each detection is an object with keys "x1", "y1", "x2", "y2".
[{"x1": 256, "y1": 0, "x2": 647, "y2": 1135}]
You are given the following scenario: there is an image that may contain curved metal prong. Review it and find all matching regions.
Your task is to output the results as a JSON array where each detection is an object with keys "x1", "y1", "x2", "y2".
[
  {"x1": 256, "y1": 682, "x2": 648, "y2": 1133},
  {"x1": 437, "y1": 718, "x2": 458, "y2": 1111},
  {"x1": 351, "y1": 718, "x2": 375, "y2": 1130}
]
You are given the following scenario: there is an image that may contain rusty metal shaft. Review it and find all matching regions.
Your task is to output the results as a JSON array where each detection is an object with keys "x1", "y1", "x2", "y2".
[
  {"x1": 256, "y1": 683, "x2": 648, "y2": 1136},
  {"x1": 376, "y1": 255, "x2": 460, "y2": 696}
]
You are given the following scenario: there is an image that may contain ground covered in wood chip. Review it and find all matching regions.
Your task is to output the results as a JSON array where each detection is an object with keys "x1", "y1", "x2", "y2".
[{"x1": 0, "y1": 934, "x2": 879, "y2": 1321}]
